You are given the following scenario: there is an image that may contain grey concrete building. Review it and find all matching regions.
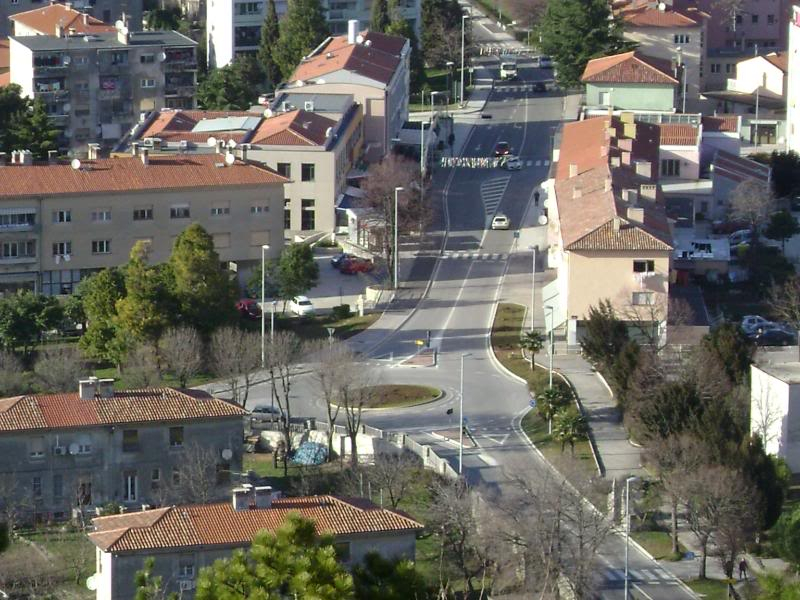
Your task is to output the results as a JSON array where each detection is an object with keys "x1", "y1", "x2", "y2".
[
  {"x1": 0, "y1": 379, "x2": 247, "y2": 523},
  {"x1": 9, "y1": 23, "x2": 197, "y2": 152},
  {"x1": 88, "y1": 489, "x2": 423, "y2": 600},
  {"x1": 0, "y1": 0, "x2": 142, "y2": 38}
]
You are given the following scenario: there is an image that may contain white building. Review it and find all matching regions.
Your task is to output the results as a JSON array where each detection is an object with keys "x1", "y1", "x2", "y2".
[
  {"x1": 206, "y1": 0, "x2": 420, "y2": 69},
  {"x1": 751, "y1": 362, "x2": 800, "y2": 473},
  {"x1": 787, "y1": 5, "x2": 800, "y2": 152}
]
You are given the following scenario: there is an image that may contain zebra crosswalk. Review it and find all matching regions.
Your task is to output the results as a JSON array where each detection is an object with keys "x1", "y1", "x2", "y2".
[
  {"x1": 480, "y1": 175, "x2": 510, "y2": 219},
  {"x1": 442, "y1": 251, "x2": 508, "y2": 261},
  {"x1": 603, "y1": 567, "x2": 679, "y2": 585},
  {"x1": 524, "y1": 159, "x2": 550, "y2": 167},
  {"x1": 495, "y1": 83, "x2": 553, "y2": 93}
]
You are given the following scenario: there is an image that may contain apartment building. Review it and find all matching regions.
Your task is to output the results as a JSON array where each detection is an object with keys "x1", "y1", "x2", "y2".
[
  {"x1": 88, "y1": 488, "x2": 423, "y2": 600},
  {"x1": 657, "y1": 122, "x2": 701, "y2": 181},
  {"x1": 0, "y1": 152, "x2": 286, "y2": 295},
  {"x1": 284, "y1": 23, "x2": 409, "y2": 161},
  {"x1": 0, "y1": 0, "x2": 141, "y2": 38},
  {"x1": 543, "y1": 114, "x2": 673, "y2": 346},
  {"x1": 680, "y1": 0, "x2": 792, "y2": 52},
  {"x1": 9, "y1": 22, "x2": 197, "y2": 151},
  {"x1": 9, "y1": 2, "x2": 115, "y2": 37},
  {"x1": 0, "y1": 378, "x2": 247, "y2": 522},
  {"x1": 786, "y1": 5, "x2": 800, "y2": 152},
  {"x1": 617, "y1": 0, "x2": 708, "y2": 111},
  {"x1": 750, "y1": 362, "x2": 800, "y2": 474},
  {"x1": 206, "y1": 0, "x2": 420, "y2": 68}
]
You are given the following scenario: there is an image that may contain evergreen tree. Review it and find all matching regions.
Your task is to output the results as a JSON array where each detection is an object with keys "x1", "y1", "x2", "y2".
[
  {"x1": 78, "y1": 268, "x2": 127, "y2": 365},
  {"x1": 537, "y1": 0, "x2": 626, "y2": 87},
  {"x1": 765, "y1": 210, "x2": 800, "y2": 252},
  {"x1": 0, "y1": 84, "x2": 28, "y2": 153},
  {"x1": 134, "y1": 557, "x2": 179, "y2": 600},
  {"x1": 272, "y1": 0, "x2": 329, "y2": 80},
  {"x1": 169, "y1": 223, "x2": 237, "y2": 334},
  {"x1": 12, "y1": 97, "x2": 59, "y2": 159},
  {"x1": 258, "y1": 0, "x2": 282, "y2": 87},
  {"x1": 371, "y1": 0, "x2": 390, "y2": 32},
  {"x1": 276, "y1": 243, "x2": 320, "y2": 301},
  {"x1": 197, "y1": 56, "x2": 261, "y2": 109}
]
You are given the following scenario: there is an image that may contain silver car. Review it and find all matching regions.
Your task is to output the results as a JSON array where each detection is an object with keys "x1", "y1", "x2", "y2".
[{"x1": 250, "y1": 404, "x2": 284, "y2": 423}]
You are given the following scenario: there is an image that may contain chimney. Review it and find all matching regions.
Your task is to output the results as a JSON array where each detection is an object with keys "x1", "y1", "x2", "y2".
[
  {"x1": 78, "y1": 377, "x2": 98, "y2": 400},
  {"x1": 97, "y1": 378, "x2": 115, "y2": 398},
  {"x1": 232, "y1": 487, "x2": 251, "y2": 511},
  {"x1": 573, "y1": 185, "x2": 582, "y2": 199},
  {"x1": 0, "y1": 152, "x2": 6, "y2": 166},
  {"x1": 10, "y1": 150, "x2": 17, "y2": 164},
  {"x1": 347, "y1": 19, "x2": 359, "y2": 44},
  {"x1": 47, "y1": 150, "x2": 58, "y2": 164},
  {"x1": 116, "y1": 15, "x2": 129, "y2": 45},
  {"x1": 83, "y1": 13, "x2": 88, "y2": 25},
  {"x1": 627, "y1": 206, "x2": 645, "y2": 223},
  {"x1": 254, "y1": 486, "x2": 273, "y2": 509},
  {"x1": 240, "y1": 144, "x2": 248, "y2": 162},
  {"x1": 55, "y1": 23, "x2": 64, "y2": 37},
  {"x1": 87, "y1": 143, "x2": 100, "y2": 160},
  {"x1": 568, "y1": 163, "x2": 578, "y2": 178},
  {"x1": 604, "y1": 177, "x2": 612, "y2": 192},
  {"x1": 131, "y1": 142, "x2": 139, "y2": 157},
  {"x1": 613, "y1": 216, "x2": 621, "y2": 232},
  {"x1": 635, "y1": 160, "x2": 652, "y2": 179},
  {"x1": 20, "y1": 150, "x2": 33, "y2": 166},
  {"x1": 140, "y1": 147, "x2": 149, "y2": 166}
]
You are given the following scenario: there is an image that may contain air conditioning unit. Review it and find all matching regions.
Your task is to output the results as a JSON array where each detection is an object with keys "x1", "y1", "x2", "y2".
[
  {"x1": 143, "y1": 138, "x2": 154, "y2": 147},
  {"x1": 179, "y1": 580, "x2": 195, "y2": 591},
  {"x1": 53, "y1": 446, "x2": 66, "y2": 456},
  {"x1": 179, "y1": 140, "x2": 189, "y2": 150}
]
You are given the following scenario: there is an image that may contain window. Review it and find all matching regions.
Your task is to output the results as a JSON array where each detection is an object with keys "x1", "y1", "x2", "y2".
[
  {"x1": 710, "y1": 63, "x2": 720, "y2": 73},
  {"x1": 725, "y1": 63, "x2": 734, "y2": 74},
  {"x1": 32, "y1": 476, "x2": 42, "y2": 498},
  {"x1": 0, "y1": 211, "x2": 35, "y2": 228},
  {"x1": 123, "y1": 472, "x2": 138, "y2": 502},
  {"x1": 133, "y1": 207, "x2": 153, "y2": 221},
  {"x1": 284, "y1": 200, "x2": 291, "y2": 229},
  {"x1": 751, "y1": 14, "x2": 759, "y2": 23},
  {"x1": 52, "y1": 241, "x2": 72, "y2": 256},
  {"x1": 674, "y1": 34, "x2": 690, "y2": 44},
  {"x1": 169, "y1": 426, "x2": 184, "y2": 448},
  {"x1": 75, "y1": 56, "x2": 89, "y2": 66},
  {"x1": 170, "y1": 205, "x2": 190, "y2": 219},
  {"x1": 30, "y1": 436, "x2": 45, "y2": 459},
  {"x1": 251, "y1": 205, "x2": 269, "y2": 214},
  {"x1": 334, "y1": 541, "x2": 351, "y2": 561},
  {"x1": 216, "y1": 462, "x2": 231, "y2": 484},
  {"x1": 53, "y1": 474, "x2": 63, "y2": 499},
  {"x1": 301, "y1": 163, "x2": 315, "y2": 182},
  {"x1": 140, "y1": 54, "x2": 155, "y2": 64},
  {"x1": 237, "y1": 1, "x2": 263, "y2": 14},
  {"x1": 122, "y1": 429, "x2": 139, "y2": 452},
  {"x1": 768, "y1": 14, "x2": 775, "y2": 23},
  {"x1": 633, "y1": 260, "x2": 655, "y2": 273},
  {"x1": 78, "y1": 440, "x2": 92, "y2": 454},
  {"x1": 91, "y1": 240, "x2": 111, "y2": 254},
  {"x1": 632, "y1": 292, "x2": 655, "y2": 305},
  {"x1": 301, "y1": 199, "x2": 315, "y2": 230},
  {"x1": 151, "y1": 468, "x2": 161, "y2": 490},
  {"x1": 77, "y1": 480, "x2": 92, "y2": 505},
  {"x1": 277, "y1": 162, "x2": 291, "y2": 178},
  {"x1": 91, "y1": 209, "x2": 111, "y2": 222},
  {"x1": 172, "y1": 468, "x2": 181, "y2": 485},
  {"x1": 2, "y1": 240, "x2": 36, "y2": 259},
  {"x1": 178, "y1": 557, "x2": 196, "y2": 578},
  {"x1": 53, "y1": 209, "x2": 71, "y2": 223},
  {"x1": 661, "y1": 159, "x2": 680, "y2": 177},
  {"x1": 141, "y1": 78, "x2": 156, "y2": 89},
  {"x1": 735, "y1": 14, "x2": 743, "y2": 24},
  {"x1": 211, "y1": 205, "x2": 230, "y2": 216}
]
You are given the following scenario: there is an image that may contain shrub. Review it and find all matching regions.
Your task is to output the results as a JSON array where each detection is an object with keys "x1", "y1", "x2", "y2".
[{"x1": 332, "y1": 304, "x2": 351, "y2": 320}]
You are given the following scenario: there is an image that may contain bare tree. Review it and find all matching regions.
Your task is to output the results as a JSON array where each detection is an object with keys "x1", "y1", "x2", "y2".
[
  {"x1": 333, "y1": 364, "x2": 376, "y2": 468},
  {"x1": 0, "y1": 350, "x2": 26, "y2": 396},
  {"x1": 266, "y1": 331, "x2": 305, "y2": 475},
  {"x1": 751, "y1": 385, "x2": 782, "y2": 446},
  {"x1": 770, "y1": 276, "x2": 800, "y2": 359},
  {"x1": 730, "y1": 178, "x2": 776, "y2": 239},
  {"x1": 360, "y1": 154, "x2": 425, "y2": 288},
  {"x1": 210, "y1": 326, "x2": 261, "y2": 408},
  {"x1": 32, "y1": 345, "x2": 87, "y2": 393},
  {"x1": 310, "y1": 340, "x2": 346, "y2": 460},
  {"x1": 161, "y1": 326, "x2": 205, "y2": 387},
  {"x1": 368, "y1": 451, "x2": 424, "y2": 509},
  {"x1": 152, "y1": 443, "x2": 224, "y2": 506},
  {"x1": 123, "y1": 343, "x2": 162, "y2": 389},
  {"x1": 0, "y1": 473, "x2": 27, "y2": 531}
]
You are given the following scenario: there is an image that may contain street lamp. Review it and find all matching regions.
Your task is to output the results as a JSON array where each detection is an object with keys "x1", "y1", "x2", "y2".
[
  {"x1": 270, "y1": 300, "x2": 277, "y2": 341},
  {"x1": 460, "y1": 14, "x2": 469, "y2": 106},
  {"x1": 394, "y1": 187, "x2": 404, "y2": 289},
  {"x1": 459, "y1": 352, "x2": 471, "y2": 474},
  {"x1": 625, "y1": 476, "x2": 641, "y2": 599},
  {"x1": 260, "y1": 244, "x2": 270, "y2": 368},
  {"x1": 528, "y1": 245, "x2": 536, "y2": 332},
  {"x1": 544, "y1": 305, "x2": 554, "y2": 389},
  {"x1": 430, "y1": 90, "x2": 443, "y2": 122},
  {"x1": 445, "y1": 61, "x2": 455, "y2": 115}
]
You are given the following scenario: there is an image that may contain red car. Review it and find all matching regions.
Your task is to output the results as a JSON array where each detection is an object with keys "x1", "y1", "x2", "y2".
[
  {"x1": 339, "y1": 257, "x2": 374, "y2": 274},
  {"x1": 236, "y1": 298, "x2": 261, "y2": 320}
]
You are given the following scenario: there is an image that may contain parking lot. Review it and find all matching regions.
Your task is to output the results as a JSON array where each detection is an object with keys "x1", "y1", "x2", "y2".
[{"x1": 301, "y1": 248, "x2": 384, "y2": 313}]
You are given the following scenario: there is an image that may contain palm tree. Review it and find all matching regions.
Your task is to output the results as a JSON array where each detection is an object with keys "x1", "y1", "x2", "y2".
[
  {"x1": 520, "y1": 330, "x2": 545, "y2": 371},
  {"x1": 552, "y1": 409, "x2": 589, "y2": 456},
  {"x1": 537, "y1": 387, "x2": 567, "y2": 434}
]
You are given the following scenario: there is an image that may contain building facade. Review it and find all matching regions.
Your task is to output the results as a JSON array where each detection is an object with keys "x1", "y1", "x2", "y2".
[
  {"x1": 0, "y1": 0, "x2": 142, "y2": 38},
  {"x1": 10, "y1": 3, "x2": 116, "y2": 37},
  {"x1": 9, "y1": 24, "x2": 197, "y2": 151},
  {"x1": 750, "y1": 363, "x2": 800, "y2": 473},
  {"x1": 787, "y1": 5, "x2": 800, "y2": 152},
  {"x1": 0, "y1": 153, "x2": 286, "y2": 295},
  {"x1": 0, "y1": 379, "x2": 247, "y2": 522}
]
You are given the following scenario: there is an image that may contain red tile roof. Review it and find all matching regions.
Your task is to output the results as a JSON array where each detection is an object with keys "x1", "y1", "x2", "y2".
[
  {"x1": 289, "y1": 31, "x2": 404, "y2": 86},
  {"x1": 0, "y1": 72, "x2": 9, "y2": 87},
  {"x1": 0, "y1": 388, "x2": 247, "y2": 432},
  {"x1": 764, "y1": 52, "x2": 789, "y2": 73},
  {"x1": 581, "y1": 51, "x2": 678, "y2": 85},
  {"x1": 138, "y1": 109, "x2": 256, "y2": 144},
  {"x1": 702, "y1": 115, "x2": 739, "y2": 133},
  {"x1": 0, "y1": 155, "x2": 287, "y2": 198},
  {"x1": 618, "y1": 2, "x2": 703, "y2": 27},
  {"x1": 712, "y1": 150, "x2": 771, "y2": 185},
  {"x1": 250, "y1": 109, "x2": 337, "y2": 146},
  {"x1": 658, "y1": 123, "x2": 699, "y2": 145},
  {"x1": 10, "y1": 3, "x2": 115, "y2": 35},
  {"x1": 89, "y1": 495, "x2": 423, "y2": 553},
  {"x1": 0, "y1": 39, "x2": 9, "y2": 72}
]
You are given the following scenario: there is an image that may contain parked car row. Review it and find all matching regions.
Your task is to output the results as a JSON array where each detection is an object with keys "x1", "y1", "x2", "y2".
[
  {"x1": 330, "y1": 253, "x2": 375, "y2": 275},
  {"x1": 741, "y1": 314, "x2": 797, "y2": 346},
  {"x1": 236, "y1": 295, "x2": 315, "y2": 319}
]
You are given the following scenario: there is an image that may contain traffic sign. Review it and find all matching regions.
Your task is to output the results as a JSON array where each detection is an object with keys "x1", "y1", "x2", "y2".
[
  {"x1": 529, "y1": 398, "x2": 536, "y2": 408},
  {"x1": 415, "y1": 339, "x2": 425, "y2": 346},
  {"x1": 513, "y1": 231, "x2": 520, "y2": 239}
]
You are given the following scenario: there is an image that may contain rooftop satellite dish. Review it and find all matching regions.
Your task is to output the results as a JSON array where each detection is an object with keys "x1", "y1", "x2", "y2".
[
  {"x1": 207, "y1": 136, "x2": 217, "y2": 148},
  {"x1": 227, "y1": 139, "x2": 237, "y2": 149},
  {"x1": 114, "y1": 19, "x2": 124, "y2": 29},
  {"x1": 86, "y1": 575, "x2": 98, "y2": 592},
  {"x1": 325, "y1": 126, "x2": 333, "y2": 137},
  {"x1": 356, "y1": 34, "x2": 364, "y2": 44},
  {"x1": 70, "y1": 158, "x2": 81, "y2": 170},
  {"x1": 120, "y1": 26, "x2": 129, "y2": 36},
  {"x1": 224, "y1": 152, "x2": 236, "y2": 166},
  {"x1": 68, "y1": 442, "x2": 80, "y2": 455},
  {"x1": 158, "y1": 51, "x2": 167, "y2": 62},
  {"x1": 221, "y1": 448, "x2": 233, "y2": 461},
  {"x1": 538, "y1": 214, "x2": 548, "y2": 226},
  {"x1": 365, "y1": 39, "x2": 372, "y2": 47},
  {"x1": 264, "y1": 108, "x2": 273, "y2": 118}
]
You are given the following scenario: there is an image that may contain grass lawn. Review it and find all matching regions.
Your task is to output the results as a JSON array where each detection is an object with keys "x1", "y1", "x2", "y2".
[
  {"x1": 631, "y1": 530, "x2": 685, "y2": 561},
  {"x1": 686, "y1": 578, "x2": 732, "y2": 600},
  {"x1": 521, "y1": 410, "x2": 598, "y2": 482},
  {"x1": 358, "y1": 385, "x2": 441, "y2": 409},
  {"x1": 251, "y1": 312, "x2": 380, "y2": 343}
]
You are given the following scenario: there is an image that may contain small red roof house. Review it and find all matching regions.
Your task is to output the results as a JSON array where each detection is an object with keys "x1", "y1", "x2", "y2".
[
  {"x1": 581, "y1": 51, "x2": 678, "y2": 111},
  {"x1": 10, "y1": 3, "x2": 115, "y2": 37}
]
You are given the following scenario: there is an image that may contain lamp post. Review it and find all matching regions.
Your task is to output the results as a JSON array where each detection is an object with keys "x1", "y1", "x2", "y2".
[
  {"x1": 528, "y1": 245, "x2": 536, "y2": 332},
  {"x1": 270, "y1": 300, "x2": 277, "y2": 341},
  {"x1": 754, "y1": 44, "x2": 761, "y2": 147},
  {"x1": 260, "y1": 244, "x2": 270, "y2": 368},
  {"x1": 544, "y1": 305, "x2": 554, "y2": 389},
  {"x1": 460, "y1": 14, "x2": 468, "y2": 106},
  {"x1": 445, "y1": 61, "x2": 454, "y2": 116},
  {"x1": 625, "y1": 476, "x2": 640, "y2": 599},
  {"x1": 394, "y1": 186, "x2": 404, "y2": 289},
  {"x1": 459, "y1": 352, "x2": 471, "y2": 474}
]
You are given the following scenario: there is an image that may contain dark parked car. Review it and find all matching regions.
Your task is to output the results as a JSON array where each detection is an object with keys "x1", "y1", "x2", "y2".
[
  {"x1": 532, "y1": 82, "x2": 547, "y2": 93},
  {"x1": 330, "y1": 253, "x2": 353, "y2": 268},
  {"x1": 493, "y1": 141, "x2": 511, "y2": 156},
  {"x1": 236, "y1": 298, "x2": 261, "y2": 320},
  {"x1": 752, "y1": 326, "x2": 796, "y2": 346},
  {"x1": 340, "y1": 257, "x2": 374, "y2": 274},
  {"x1": 711, "y1": 219, "x2": 749, "y2": 235}
]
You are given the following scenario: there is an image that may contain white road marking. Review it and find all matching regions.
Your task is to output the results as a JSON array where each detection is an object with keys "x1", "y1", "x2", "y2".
[
  {"x1": 480, "y1": 454, "x2": 499, "y2": 466},
  {"x1": 483, "y1": 433, "x2": 509, "y2": 445}
]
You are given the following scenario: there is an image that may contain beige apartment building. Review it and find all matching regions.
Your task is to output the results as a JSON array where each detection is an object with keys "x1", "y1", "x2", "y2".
[
  {"x1": 9, "y1": 21, "x2": 197, "y2": 151},
  {"x1": 0, "y1": 152, "x2": 286, "y2": 295},
  {"x1": 544, "y1": 115, "x2": 673, "y2": 346}
]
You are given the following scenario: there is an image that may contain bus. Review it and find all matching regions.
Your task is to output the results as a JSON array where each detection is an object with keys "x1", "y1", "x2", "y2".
[{"x1": 499, "y1": 58, "x2": 518, "y2": 81}]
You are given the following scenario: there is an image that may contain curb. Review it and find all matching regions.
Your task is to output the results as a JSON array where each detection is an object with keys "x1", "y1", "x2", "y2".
[{"x1": 330, "y1": 387, "x2": 445, "y2": 412}]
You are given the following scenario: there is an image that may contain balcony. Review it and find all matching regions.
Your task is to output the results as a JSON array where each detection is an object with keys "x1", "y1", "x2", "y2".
[
  {"x1": 99, "y1": 63, "x2": 129, "y2": 75},
  {"x1": 165, "y1": 85, "x2": 195, "y2": 97},
  {"x1": 34, "y1": 64, "x2": 68, "y2": 75},
  {"x1": 0, "y1": 222, "x2": 39, "y2": 233},
  {"x1": 36, "y1": 89, "x2": 70, "y2": 100},
  {"x1": 0, "y1": 255, "x2": 38, "y2": 265},
  {"x1": 165, "y1": 60, "x2": 198, "y2": 72}
]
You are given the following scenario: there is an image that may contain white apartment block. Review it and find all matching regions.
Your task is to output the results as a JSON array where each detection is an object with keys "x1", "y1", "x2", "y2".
[{"x1": 751, "y1": 362, "x2": 800, "y2": 473}]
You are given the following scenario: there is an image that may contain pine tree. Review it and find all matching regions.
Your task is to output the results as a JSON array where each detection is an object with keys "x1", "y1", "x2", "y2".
[
  {"x1": 12, "y1": 97, "x2": 59, "y2": 159},
  {"x1": 197, "y1": 57, "x2": 261, "y2": 109},
  {"x1": 386, "y1": 14, "x2": 425, "y2": 90},
  {"x1": 371, "y1": 0, "x2": 390, "y2": 32},
  {"x1": 0, "y1": 84, "x2": 28, "y2": 153},
  {"x1": 272, "y1": 0, "x2": 329, "y2": 79},
  {"x1": 258, "y1": 0, "x2": 281, "y2": 88}
]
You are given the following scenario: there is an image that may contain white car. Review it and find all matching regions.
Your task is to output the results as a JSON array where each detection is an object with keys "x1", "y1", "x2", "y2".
[
  {"x1": 503, "y1": 156, "x2": 522, "y2": 171},
  {"x1": 491, "y1": 214, "x2": 510, "y2": 230},
  {"x1": 741, "y1": 315, "x2": 773, "y2": 334},
  {"x1": 289, "y1": 295, "x2": 315, "y2": 316}
]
